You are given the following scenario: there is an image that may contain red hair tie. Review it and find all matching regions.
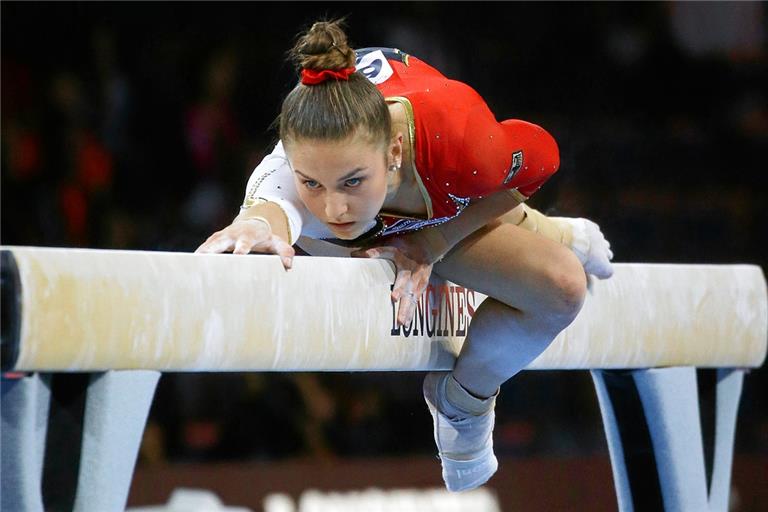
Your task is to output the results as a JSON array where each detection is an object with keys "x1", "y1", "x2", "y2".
[{"x1": 301, "y1": 67, "x2": 356, "y2": 85}]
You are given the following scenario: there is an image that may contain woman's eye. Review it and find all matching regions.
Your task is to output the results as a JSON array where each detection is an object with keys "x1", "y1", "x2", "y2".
[
  {"x1": 345, "y1": 177, "x2": 362, "y2": 187},
  {"x1": 303, "y1": 180, "x2": 320, "y2": 189}
]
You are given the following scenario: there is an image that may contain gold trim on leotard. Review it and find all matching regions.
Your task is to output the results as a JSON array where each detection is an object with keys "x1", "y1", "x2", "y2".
[{"x1": 395, "y1": 49, "x2": 410, "y2": 66}]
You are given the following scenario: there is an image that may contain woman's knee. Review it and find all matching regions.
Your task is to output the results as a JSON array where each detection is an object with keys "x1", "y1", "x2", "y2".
[
  {"x1": 540, "y1": 248, "x2": 587, "y2": 327},
  {"x1": 438, "y1": 222, "x2": 587, "y2": 326}
]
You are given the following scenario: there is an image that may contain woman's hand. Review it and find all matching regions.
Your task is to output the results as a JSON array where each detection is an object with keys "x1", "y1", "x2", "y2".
[
  {"x1": 195, "y1": 219, "x2": 295, "y2": 269},
  {"x1": 552, "y1": 216, "x2": 614, "y2": 279},
  {"x1": 580, "y1": 219, "x2": 614, "y2": 278},
  {"x1": 351, "y1": 230, "x2": 448, "y2": 327}
]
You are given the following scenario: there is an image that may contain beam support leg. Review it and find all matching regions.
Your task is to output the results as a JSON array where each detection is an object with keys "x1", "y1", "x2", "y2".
[
  {"x1": 707, "y1": 369, "x2": 744, "y2": 512},
  {"x1": 592, "y1": 368, "x2": 711, "y2": 511},
  {"x1": 1, "y1": 370, "x2": 159, "y2": 511},
  {"x1": 1, "y1": 373, "x2": 51, "y2": 511},
  {"x1": 73, "y1": 370, "x2": 160, "y2": 511}
]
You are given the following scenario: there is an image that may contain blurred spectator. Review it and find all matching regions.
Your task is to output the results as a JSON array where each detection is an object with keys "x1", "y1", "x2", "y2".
[
  {"x1": 668, "y1": 2, "x2": 765, "y2": 62},
  {"x1": 182, "y1": 46, "x2": 244, "y2": 232}
]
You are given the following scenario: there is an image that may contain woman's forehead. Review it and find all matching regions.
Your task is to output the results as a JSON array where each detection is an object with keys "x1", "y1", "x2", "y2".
[
  {"x1": 287, "y1": 135, "x2": 386, "y2": 174},
  {"x1": 287, "y1": 129, "x2": 382, "y2": 151}
]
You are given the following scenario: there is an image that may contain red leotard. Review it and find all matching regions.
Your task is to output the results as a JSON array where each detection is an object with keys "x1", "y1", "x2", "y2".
[{"x1": 355, "y1": 48, "x2": 560, "y2": 224}]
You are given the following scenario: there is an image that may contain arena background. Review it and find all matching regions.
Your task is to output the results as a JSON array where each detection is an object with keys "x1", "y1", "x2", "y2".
[{"x1": 2, "y1": 2, "x2": 766, "y2": 510}]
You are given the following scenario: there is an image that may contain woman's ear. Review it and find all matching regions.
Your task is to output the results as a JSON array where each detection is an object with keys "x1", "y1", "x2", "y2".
[{"x1": 390, "y1": 132, "x2": 404, "y2": 168}]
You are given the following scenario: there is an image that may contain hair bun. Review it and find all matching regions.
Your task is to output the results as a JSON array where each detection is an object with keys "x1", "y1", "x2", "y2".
[{"x1": 290, "y1": 19, "x2": 355, "y2": 71}]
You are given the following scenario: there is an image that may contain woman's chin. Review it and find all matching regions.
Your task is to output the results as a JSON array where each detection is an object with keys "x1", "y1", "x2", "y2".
[
  {"x1": 329, "y1": 220, "x2": 374, "y2": 240},
  {"x1": 331, "y1": 228, "x2": 361, "y2": 240}
]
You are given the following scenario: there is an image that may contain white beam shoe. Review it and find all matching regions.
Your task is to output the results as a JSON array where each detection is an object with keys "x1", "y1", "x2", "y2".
[{"x1": 423, "y1": 372, "x2": 499, "y2": 492}]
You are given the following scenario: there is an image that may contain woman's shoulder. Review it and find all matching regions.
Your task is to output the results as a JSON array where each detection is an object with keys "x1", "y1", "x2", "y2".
[{"x1": 354, "y1": 47, "x2": 449, "y2": 89}]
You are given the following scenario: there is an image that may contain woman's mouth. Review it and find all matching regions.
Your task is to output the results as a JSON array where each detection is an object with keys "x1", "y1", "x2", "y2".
[{"x1": 329, "y1": 221, "x2": 356, "y2": 230}]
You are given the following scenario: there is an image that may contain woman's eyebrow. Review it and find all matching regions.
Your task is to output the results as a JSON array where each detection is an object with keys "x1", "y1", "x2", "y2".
[
  {"x1": 294, "y1": 168, "x2": 366, "y2": 182},
  {"x1": 337, "y1": 168, "x2": 367, "y2": 181}
]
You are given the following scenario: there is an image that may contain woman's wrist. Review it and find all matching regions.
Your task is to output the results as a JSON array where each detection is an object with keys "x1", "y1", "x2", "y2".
[
  {"x1": 419, "y1": 227, "x2": 450, "y2": 263},
  {"x1": 234, "y1": 200, "x2": 293, "y2": 243},
  {"x1": 238, "y1": 216, "x2": 272, "y2": 233}
]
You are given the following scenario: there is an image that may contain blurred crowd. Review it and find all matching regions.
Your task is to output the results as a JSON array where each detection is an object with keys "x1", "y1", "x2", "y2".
[{"x1": 2, "y1": 2, "x2": 766, "y2": 464}]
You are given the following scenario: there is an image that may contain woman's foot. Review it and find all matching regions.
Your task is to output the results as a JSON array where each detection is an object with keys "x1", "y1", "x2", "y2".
[{"x1": 422, "y1": 372, "x2": 498, "y2": 492}]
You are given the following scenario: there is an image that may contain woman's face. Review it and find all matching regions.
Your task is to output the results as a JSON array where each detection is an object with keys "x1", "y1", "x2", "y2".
[{"x1": 287, "y1": 132, "x2": 396, "y2": 240}]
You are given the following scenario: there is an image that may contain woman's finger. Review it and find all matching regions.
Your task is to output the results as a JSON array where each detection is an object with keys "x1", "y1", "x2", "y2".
[
  {"x1": 401, "y1": 263, "x2": 435, "y2": 325},
  {"x1": 233, "y1": 237, "x2": 255, "y2": 255},
  {"x1": 269, "y1": 237, "x2": 296, "y2": 269},
  {"x1": 196, "y1": 235, "x2": 234, "y2": 254},
  {"x1": 354, "y1": 244, "x2": 427, "y2": 322},
  {"x1": 239, "y1": 235, "x2": 294, "y2": 269},
  {"x1": 397, "y1": 287, "x2": 418, "y2": 326},
  {"x1": 391, "y1": 269, "x2": 412, "y2": 302},
  {"x1": 359, "y1": 246, "x2": 411, "y2": 300},
  {"x1": 194, "y1": 234, "x2": 218, "y2": 253}
]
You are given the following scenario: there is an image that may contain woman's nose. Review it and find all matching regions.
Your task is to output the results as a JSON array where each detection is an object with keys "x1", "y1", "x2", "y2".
[{"x1": 325, "y1": 194, "x2": 348, "y2": 220}]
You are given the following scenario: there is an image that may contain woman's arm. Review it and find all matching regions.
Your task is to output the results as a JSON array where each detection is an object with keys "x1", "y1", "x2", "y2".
[
  {"x1": 234, "y1": 200, "x2": 292, "y2": 246},
  {"x1": 237, "y1": 141, "x2": 308, "y2": 245},
  {"x1": 196, "y1": 142, "x2": 305, "y2": 268},
  {"x1": 420, "y1": 193, "x2": 614, "y2": 279},
  {"x1": 416, "y1": 189, "x2": 523, "y2": 262},
  {"x1": 355, "y1": 189, "x2": 522, "y2": 326}
]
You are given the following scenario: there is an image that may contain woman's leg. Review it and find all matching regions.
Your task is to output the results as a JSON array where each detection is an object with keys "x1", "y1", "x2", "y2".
[
  {"x1": 435, "y1": 219, "x2": 586, "y2": 397},
  {"x1": 424, "y1": 219, "x2": 586, "y2": 491}
]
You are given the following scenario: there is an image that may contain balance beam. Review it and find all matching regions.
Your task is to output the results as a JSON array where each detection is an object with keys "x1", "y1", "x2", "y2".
[{"x1": 2, "y1": 246, "x2": 765, "y2": 372}]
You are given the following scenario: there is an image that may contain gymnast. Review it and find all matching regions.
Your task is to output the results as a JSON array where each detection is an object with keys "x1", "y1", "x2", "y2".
[{"x1": 197, "y1": 20, "x2": 614, "y2": 491}]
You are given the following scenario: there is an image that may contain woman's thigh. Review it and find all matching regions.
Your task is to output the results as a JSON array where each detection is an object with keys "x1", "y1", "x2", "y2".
[{"x1": 433, "y1": 220, "x2": 580, "y2": 315}]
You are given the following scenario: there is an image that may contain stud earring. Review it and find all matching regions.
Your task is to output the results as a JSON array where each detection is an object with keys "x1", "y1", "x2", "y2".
[{"x1": 388, "y1": 164, "x2": 401, "y2": 173}]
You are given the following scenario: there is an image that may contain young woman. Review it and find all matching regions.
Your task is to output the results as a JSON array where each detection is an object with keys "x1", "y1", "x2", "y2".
[{"x1": 197, "y1": 20, "x2": 613, "y2": 491}]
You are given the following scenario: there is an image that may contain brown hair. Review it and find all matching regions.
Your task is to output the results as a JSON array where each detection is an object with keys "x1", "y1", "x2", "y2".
[{"x1": 279, "y1": 20, "x2": 391, "y2": 150}]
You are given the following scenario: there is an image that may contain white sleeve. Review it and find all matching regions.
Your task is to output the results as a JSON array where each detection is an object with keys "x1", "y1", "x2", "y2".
[{"x1": 241, "y1": 141, "x2": 309, "y2": 244}]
